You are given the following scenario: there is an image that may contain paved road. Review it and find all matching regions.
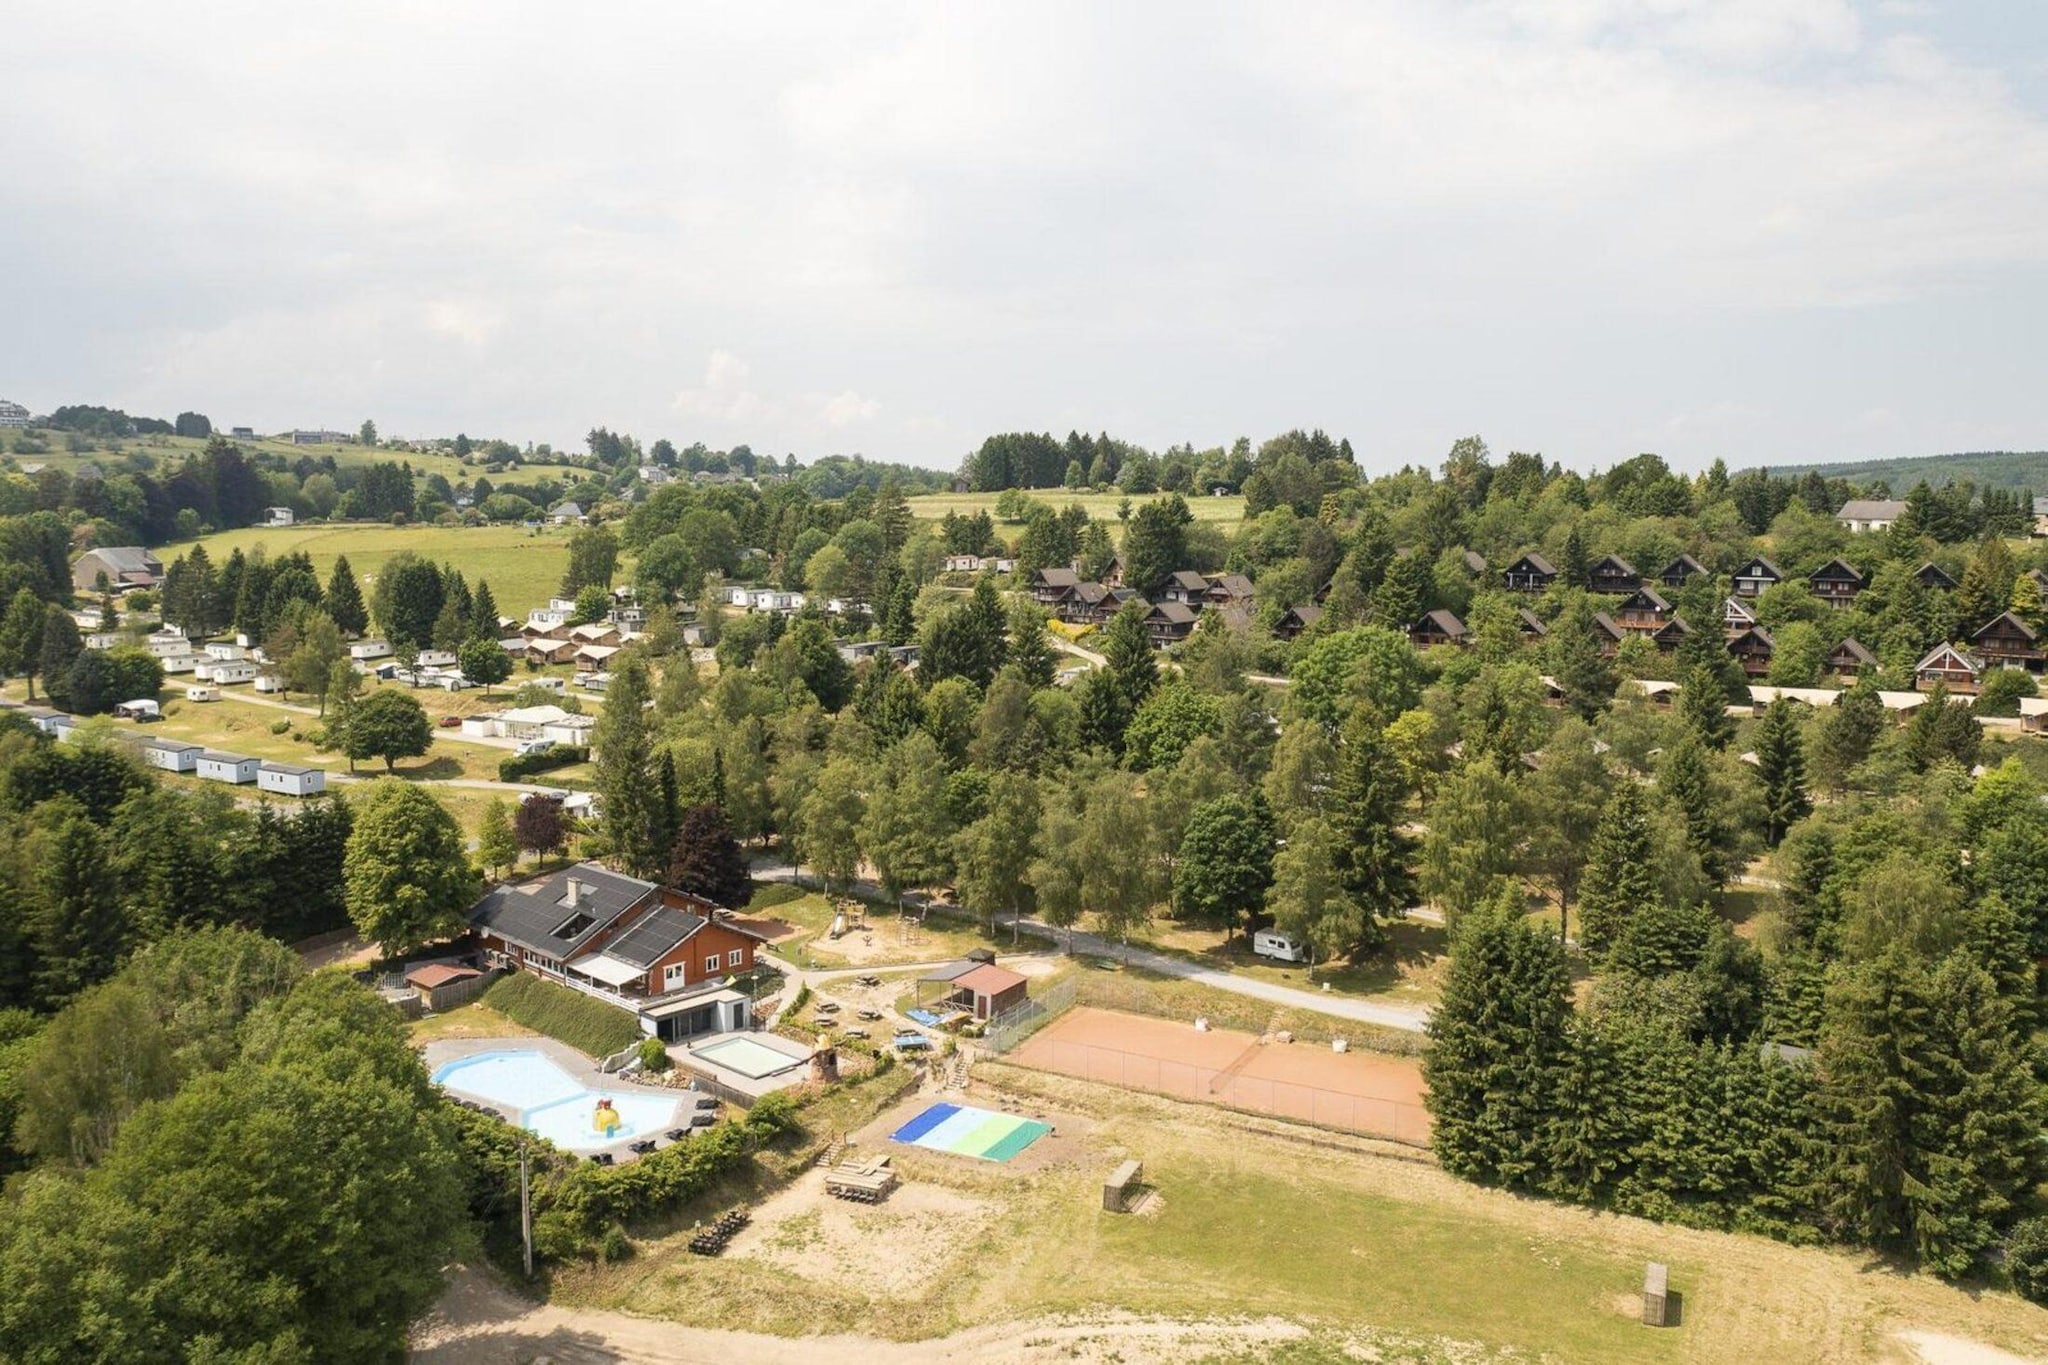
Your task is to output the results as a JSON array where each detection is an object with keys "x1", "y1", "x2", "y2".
[{"x1": 752, "y1": 862, "x2": 1430, "y2": 1034}]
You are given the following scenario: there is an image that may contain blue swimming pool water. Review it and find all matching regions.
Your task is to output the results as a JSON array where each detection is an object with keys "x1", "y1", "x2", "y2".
[{"x1": 434, "y1": 1049, "x2": 680, "y2": 1152}]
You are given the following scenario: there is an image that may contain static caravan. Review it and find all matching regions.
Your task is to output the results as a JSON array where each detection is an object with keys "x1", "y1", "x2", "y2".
[
  {"x1": 51, "y1": 717, "x2": 82, "y2": 744},
  {"x1": 207, "y1": 661, "x2": 260, "y2": 685},
  {"x1": 139, "y1": 738, "x2": 201, "y2": 773},
  {"x1": 350, "y1": 639, "x2": 393, "y2": 661},
  {"x1": 257, "y1": 762, "x2": 326, "y2": 797},
  {"x1": 186, "y1": 685, "x2": 220, "y2": 703},
  {"x1": 195, "y1": 751, "x2": 260, "y2": 785},
  {"x1": 84, "y1": 631, "x2": 122, "y2": 651},
  {"x1": 204, "y1": 642, "x2": 249, "y2": 662},
  {"x1": 253, "y1": 674, "x2": 285, "y2": 693},
  {"x1": 145, "y1": 631, "x2": 191, "y2": 657},
  {"x1": 415, "y1": 649, "x2": 458, "y2": 669},
  {"x1": 161, "y1": 653, "x2": 200, "y2": 674}
]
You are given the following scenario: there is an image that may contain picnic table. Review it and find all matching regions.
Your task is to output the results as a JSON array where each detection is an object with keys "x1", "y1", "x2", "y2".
[
  {"x1": 894, "y1": 1032, "x2": 933, "y2": 1052},
  {"x1": 857, "y1": 1008, "x2": 883, "y2": 1021}
]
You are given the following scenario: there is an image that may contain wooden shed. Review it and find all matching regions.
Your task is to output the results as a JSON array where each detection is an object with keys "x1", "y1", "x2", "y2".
[
  {"x1": 922, "y1": 961, "x2": 1030, "y2": 1020},
  {"x1": 406, "y1": 963, "x2": 484, "y2": 1011}
]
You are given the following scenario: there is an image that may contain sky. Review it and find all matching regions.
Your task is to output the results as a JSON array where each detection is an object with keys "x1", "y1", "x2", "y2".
[{"x1": 4, "y1": 1, "x2": 2046, "y2": 476}]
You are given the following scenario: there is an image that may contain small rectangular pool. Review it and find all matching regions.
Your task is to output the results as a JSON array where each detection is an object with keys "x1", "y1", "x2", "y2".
[
  {"x1": 434, "y1": 1049, "x2": 680, "y2": 1153},
  {"x1": 689, "y1": 1034, "x2": 808, "y2": 1080}
]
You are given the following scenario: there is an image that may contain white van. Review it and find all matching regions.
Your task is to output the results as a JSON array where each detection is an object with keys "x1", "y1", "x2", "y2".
[{"x1": 1251, "y1": 929, "x2": 1308, "y2": 963}]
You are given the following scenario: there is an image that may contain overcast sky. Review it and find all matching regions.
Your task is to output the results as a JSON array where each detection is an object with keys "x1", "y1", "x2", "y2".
[{"x1": 5, "y1": 1, "x2": 2046, "y2": 475}]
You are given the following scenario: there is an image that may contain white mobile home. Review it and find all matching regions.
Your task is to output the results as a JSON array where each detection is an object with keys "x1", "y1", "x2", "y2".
[
  {"x1": 145, "y1": 630, "x2": 192, "y2": 657},
  {"x1": 196, "y1": 751, "x2": 260, "y2": 785},
  {"x1": 84, "y1": 631, "x2": 122, "y2": 651},
  {"x1": 185, "y1": 685, "x2": 220, "y2": 703},
  {"x1": 350, "y1": 639, "x2": 393, "y2": 661},
  {"x1": 257, "y1": 762, "x2": 326, "y2": 797},
  {"x1": 203, "y1": 661, "x2": 260, "y2": 685},
  {"x1": 160, "y1": 653, "x2": 200, "y2": 674},
  {"x1": 253, "y1": 674, "x2": 285, "y2": 693},
  {"x1": 204, "y1": 642, "x2": 249, "y2": 662},
  {"x1": 139, "y1": 738, "x2": 201, "y2": 772}
]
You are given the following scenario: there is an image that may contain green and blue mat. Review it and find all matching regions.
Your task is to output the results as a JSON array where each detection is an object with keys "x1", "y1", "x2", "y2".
[{"x1": 890, "y1": 1102, "x2": 1051, "y2": 1162}]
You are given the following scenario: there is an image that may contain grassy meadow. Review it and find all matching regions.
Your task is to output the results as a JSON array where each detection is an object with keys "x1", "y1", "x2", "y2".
[
  {"x1": 169, "y1": 522, "x2": 585, "y2": 614},
  {"x1": 8, "y1": 431, "x2": 586, "y2": 485},
  {"x1": 907, "y1": 490, "x2": 1248, "y2": 545}
]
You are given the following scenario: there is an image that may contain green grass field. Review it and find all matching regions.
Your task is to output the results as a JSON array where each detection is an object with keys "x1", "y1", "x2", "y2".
[
  {"x1": 8, "y1": 431, "x2": 586, "y2": 485},
  {"x1": 907, "y1": 490, "x2": 1248, "y2": 545},
  {"x1": 168, "y1": 522, "x2": 585, "y2": 614}
]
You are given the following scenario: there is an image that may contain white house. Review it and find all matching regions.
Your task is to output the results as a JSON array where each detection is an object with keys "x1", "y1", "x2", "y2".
[
  {"x1": 196, "y1": 751, "x2": 260, "y2": 784},
  {"x1": 526, "y1": 599, "x2": 577, "y2": 631},
  {"x1": 113, "y1": 698, "x2": 161, "y2": 720},
  {"x1": 138, "y1": 738, "x2": 200, "y2": 772},
  {"x1": 257, "y1": 762, "x2": 326, "y2": 797},
  {"x1": 185, "y1": 685, "x2": 220, "y2": 702},
  {"x1": 350, "y1": 639, "x2": 393, "y2": 661},
  {"x1": 549, "y1": 502, "x2": 585, "y2": 525},
  {"x1": 202, "y1": 660, "x2": 260, "y2": 685},
  {"x1": 264, "y1": 506, "x2": 295, "y2": 527},
  {"x1": 1837, "y1": 499, "x2": 1907, "y2": 534},
  {"x1": 726, "y1": 586, "x2": 753, "y2": 608},
  {"x1": 749, "y1": 589, "x2": 804, "y2": 613}
]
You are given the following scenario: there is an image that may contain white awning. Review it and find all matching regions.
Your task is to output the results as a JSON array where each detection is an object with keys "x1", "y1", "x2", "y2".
[{"x1": 567, "y1": 954, "x2": 644, "y2": 988}]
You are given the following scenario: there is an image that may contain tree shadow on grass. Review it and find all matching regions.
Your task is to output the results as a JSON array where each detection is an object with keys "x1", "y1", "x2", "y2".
[{"x1": 399, "y1": 756, "x2": 465, "y2": 781}]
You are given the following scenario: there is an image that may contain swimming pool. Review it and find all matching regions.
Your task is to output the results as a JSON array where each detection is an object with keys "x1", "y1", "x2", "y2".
[
  {"x1": 689, "y1": 1034, "x2": 808, "y2": 1079},
  {"x1": 433, "y1": 1049, "x2": 679, "y2": 1152}
]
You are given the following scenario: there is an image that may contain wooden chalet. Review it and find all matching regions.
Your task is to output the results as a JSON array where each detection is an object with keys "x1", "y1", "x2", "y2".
[
  {"x1": 1914, "y1": 642, "x2": 1984, "y2": 694},
  {"x1": 1732, "y1": 556, "x2": 1783, "y2": 599},
  {"x1": 1644, "y1": 617, "x2": 1693, "y2": 652},
  {"x1": 1100, "y1": 556, "x2": 1127, "y2": 588},
  {"x1": 1516, "y1": 607, "x2": 1548, "y2": 640},
  {"x1": 1726, "y1": 625, "x2": 1776, "y2": 678},
  {"x1": 1275, "y1": 603, "x2": 1323, "y2": 641},
  {"x1": 1657, "y1": 554, "x2": 1706, "y2": 589},
  {"x1": 1827, "y1": 637, "x2": 1878, "y2": 678},
  {"x1": 1144, "y1": 600, "x2": 1200, "y2": 648},
  {"x1": 1590, "y1": 612, "x2": 1628, "y2": 659},
  {"x1": 1722, "y1": 596, "x2": 1757, "y2": 632},
  {"x1": 1806, "y1": 558, "x2": 1866, "y2": 610},
  {"x1": 1159, "y1": 570, "x2": 1210, "y2": 606},
  {"x1": 1030, "y1": 567, "x2": 1080, "y2": 608},
  {"x1": 1410, "y1": 609, "x2": 1470, "y2": 649},
  {"x1": 1205, "y1": 573, "x2": 1256, "y2": 610},
  {"x1": 1915, "y1": 562, "x2": 1958, "y2": 592},
  {"x1": 1502, "y1": 552, "x2": 1557, "y2": 593},
  {"x1": 1586, "y1": 555, "x2": 1640, "y2": 595},
  {"x1": 1461, "y1": 550, "x2": 1489, "y2": 576},
  {"x1": 1612, "y1": 586, "x2": 1672, "y2": 630},
  {"x1": 1970, "y1": 611, "x2": 2044, "y2": 671}
]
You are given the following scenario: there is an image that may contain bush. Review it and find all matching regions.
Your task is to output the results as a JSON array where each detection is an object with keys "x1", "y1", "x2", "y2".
[
  {"x1": 497, "y1": 744, "x2": 589, "y2": 782},
  {"x1": 270, "y1": 719, "x2": 291, "y2": 735},
  {"x1": 481, "y1": 972, "x2": 643, "y2": 1059},
  {"x1": 789, "y1": 983, "x2": 811, "y2": 1016},
  {"x1": 2008, "y1": 1216, "x2": 2048, "y2": 1303},
  {"x1": 1974, "y1": 668, "x2": 2039, "y2": 718},
  {"x1": 636, "y1": 1037, "x2": 670, "y2": 1072},
  {"x1": 746, "y1": 882, "x2": 806, "y2": 911}
]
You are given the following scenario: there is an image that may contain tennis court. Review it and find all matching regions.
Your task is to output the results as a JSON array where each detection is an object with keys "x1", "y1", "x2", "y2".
[
  {"x1": 891, "y1": 1102, "x2": 1051, "y2": 1162},
  {"x1": 1007, "y1": 1006, "x2": 1431, "y2": 1145}
]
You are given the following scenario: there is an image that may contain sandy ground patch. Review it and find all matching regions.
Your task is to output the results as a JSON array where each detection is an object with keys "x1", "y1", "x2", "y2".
[{"x1": 1899, "y1": 1331, "x2": 2045, "y2": 1364}]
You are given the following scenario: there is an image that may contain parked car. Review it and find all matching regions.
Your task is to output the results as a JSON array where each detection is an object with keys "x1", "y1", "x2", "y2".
[{"x1": 438, "y1": 714, "x2": 462, "y2": 728}]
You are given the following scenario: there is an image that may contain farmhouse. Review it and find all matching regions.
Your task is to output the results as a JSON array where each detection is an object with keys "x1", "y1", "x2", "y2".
[
  {"x1": 71, "y1": 546, "x2": 163, "y2": 593},
  {"x1": 256, "y1": 762, "x2": 326, "y2": 797},
  {"x1": 468, "y1": 863, "x2": 767, "y2": 1042},
  {"x1": 196, "y1": 751, "x2": 261, "y2": 785},
  {"x1": 263, "y1": 506, "x2": 295, "y2": 527},
  {"x1": 1837, "y1": 498, "x2": 1907, "y2": 533}
]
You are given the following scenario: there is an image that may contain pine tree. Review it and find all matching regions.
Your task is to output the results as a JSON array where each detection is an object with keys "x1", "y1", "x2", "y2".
[
  {"x1": 1753, "y1": 697, "x2": 1810, "y2": 845},
  {"x1": 37, "y1": 607, "x2": 82, "y2": 711},
  {"x1": 1423, "y1": 888, "x2": 1573, "y2": 1189},
  {"x1": 593, "y1": 653, "x2": 662, "y2": 877},
  {"x1": 468, "y1": 579, "x2": 500, "y2": 641},
  {"x1": 1547, "y1": 594, "x2": 1615, "y2": 720},
  {"x1": 1576, "y1": 781, "x2": 1659, "y2": 956},
  {"x1": 1006, "y1": 601, "x2": 1058, "y2": 689},
  {"x1": 653, "y1": 749, "x2": 682, "y2": 861},
  {"x1": 1368, "y1": 551, "x2": 1429, "y2": 628},
  {"x1": 1559, "y1": 523, "x2": 1591, "y2": 588},
  {"x1": 1544, "y1": 1015, "x2": 1629, "y2": 1201},
  {"x1": 1818, "y1": 948, "x2": 1935, "y2": 1263},
  {"x1": 324, "y1": 555, "x2": 368, "y2": 637},
  {"x1": 477, "y1": 798, "x2": 517, "y2": 877},
  {"x1": 1953, "y1": 536, "x2": 2013, "y2": 632},
  {"x1": 1610, "y1": 897, "x2": 1714, "y2": 977},
  {"x1": 1678, "y1": 661, "x2": 1735, "y2": 750},
  {"x1": 1659, "y1": 734, "x2": 1725, "y2": 884},
  {"x1": 1100, "y1": 600, "x2": 1157, "y2": 714},
  {"x1": 1813, "y1": 679, "x2": 1885, "y2": 791},
  {"x1": 1332, "y1": 702, "x2": 1415, "y2": 950}
]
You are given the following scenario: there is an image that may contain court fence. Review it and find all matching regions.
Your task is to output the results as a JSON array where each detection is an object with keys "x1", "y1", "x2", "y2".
[{"x1": 981, "y1": 975, "x2": 1079, "y2": 1055}]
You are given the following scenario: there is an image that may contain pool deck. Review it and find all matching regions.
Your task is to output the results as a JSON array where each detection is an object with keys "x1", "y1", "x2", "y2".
[{"x1": 421, "y1": 1035, "x2": 712, "y2": 1163}]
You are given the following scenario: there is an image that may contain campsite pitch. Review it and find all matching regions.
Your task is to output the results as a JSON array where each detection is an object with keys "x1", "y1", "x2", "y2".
[{"x1": 1009, "y1": 1006, "x2": 1430, "y2": 1145}]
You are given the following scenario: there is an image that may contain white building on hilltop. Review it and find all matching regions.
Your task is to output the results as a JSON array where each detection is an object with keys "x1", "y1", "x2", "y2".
[{"x1": 0, "y1": 399, "x2": 29, "y2": 428}]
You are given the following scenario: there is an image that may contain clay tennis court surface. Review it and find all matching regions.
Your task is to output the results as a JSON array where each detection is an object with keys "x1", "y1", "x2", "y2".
[{"x1": 1007, "y1": 1006, "x2": 1430, "y2": 1144}]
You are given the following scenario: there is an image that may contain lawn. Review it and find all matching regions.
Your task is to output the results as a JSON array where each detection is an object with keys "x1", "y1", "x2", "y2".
[
  {"x1": 1120, "y1": 915, "x2": 1449, "y2": 1006},
  {"x1": 164, "y1": 522, "x2": 591, "y2": 614},
  {"x1": 760, "y1": 888, "x2": 1053, "y2": 968},
  {"x1": 553, "y1": 1063, "x2": 2048, "y2": 1361},
  {"x1": 407, "y1": 1000, "x2": 537, "y2": 1044},
  {"x1": 12, "y1": 431, "x2": 586, "y2": 485},
  {"x1": 906, "y1": 490, "x2": 1248, "y2": 545}
]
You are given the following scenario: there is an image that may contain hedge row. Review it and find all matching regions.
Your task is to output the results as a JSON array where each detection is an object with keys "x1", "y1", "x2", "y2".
[
  {"x1": 497, "y1": 744, "x2": 590, "y2": 783},
  {"x1": 480, "y1": 972, "x2": 643, "y2": 1059},
  {"x1": 745, "y1": 882, "x2": 807, "y2": 912}
]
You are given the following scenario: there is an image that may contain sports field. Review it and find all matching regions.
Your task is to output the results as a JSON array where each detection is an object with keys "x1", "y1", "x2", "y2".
[{"x1": 1009, "y1": 1006, "x2": 1430, "y2": 1145}]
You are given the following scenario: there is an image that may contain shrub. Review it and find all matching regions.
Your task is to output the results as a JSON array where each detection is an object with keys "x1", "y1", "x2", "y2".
[
  {"x1": 746, "y1": 882, "x2": 806, "y2": 911},
  {"x1": 788, "y1": 983, "x2": 810, "y2": 1016},
  {"x1": 2008, "y1": 1216, "x2": 2048, "y2": 1304},
  {"x1": 497, "y1": 744, "x2": 589, "y2": 782},
  {"x1": 270, "y1": 719, "x2": 291, "y2": 735},
  {"x1": 481, "y1": 972, "x2": 643, "y2": 1059},
  {"x1": 636, "y1": 1037, "x2": 669, "y2": 1072}
]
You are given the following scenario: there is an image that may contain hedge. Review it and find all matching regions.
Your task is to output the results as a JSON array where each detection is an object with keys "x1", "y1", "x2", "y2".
[
  {"x1": 497, "y1": 744, "x2": 590, "y2": 783},
  {"x1": 745, "y1": 882, "x2": 806, "y2": 911},
  {"x1": 481, "y1": 972, "x2": 643, "y2": 1059}
]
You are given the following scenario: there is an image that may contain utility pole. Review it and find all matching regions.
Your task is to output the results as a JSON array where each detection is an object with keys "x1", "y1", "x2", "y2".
[{"x1": 519, "y1": 1138, "x2": 534, "y2": 1280}]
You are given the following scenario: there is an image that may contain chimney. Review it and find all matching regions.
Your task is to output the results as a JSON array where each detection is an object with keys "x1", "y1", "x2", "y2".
[{"x1": 565, "y1": 878, "x2": 584, "y2": 908}]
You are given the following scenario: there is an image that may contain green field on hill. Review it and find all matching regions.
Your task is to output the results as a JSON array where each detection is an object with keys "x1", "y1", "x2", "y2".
[
  {"x1": 908, "y1": 489, "x2": 1248, "y2": 543},
  {"x1": 7, "y1": 431, "x2": 585, "y2": 485},
  {"x1": 170, "y1": 522, "x2": 585, "y2": 614}
]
